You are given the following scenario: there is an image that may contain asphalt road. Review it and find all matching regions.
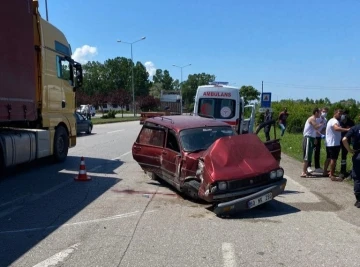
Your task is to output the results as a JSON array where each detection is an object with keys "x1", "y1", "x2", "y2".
[{"x1": 1, "y1": 121, "x2": 360, "y2": 267}]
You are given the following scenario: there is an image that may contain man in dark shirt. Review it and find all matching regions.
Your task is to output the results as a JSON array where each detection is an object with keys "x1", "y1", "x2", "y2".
[
  {"x1": 339, "y1": 111, "x2": 355, "y2": 178},
  {"x1": 264, "y1": 109, "x2": 272, "y2": 141},
  {"x1": 342, "y1": 122, "x2": 360, "y2": 208},
  {"x1": 278, "y1": 107, "x2": 289, "y2": 137}
]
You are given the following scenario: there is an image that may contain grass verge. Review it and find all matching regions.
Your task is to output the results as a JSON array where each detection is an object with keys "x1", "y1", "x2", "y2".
[
  {"x1": 92, "y1": 116, "x2": 140, "y2": 125},
  {"x1": 257, "y1": 126, "x2": 354, "y2": 184}
]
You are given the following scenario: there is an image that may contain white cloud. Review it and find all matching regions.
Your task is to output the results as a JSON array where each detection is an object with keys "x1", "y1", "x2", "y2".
[
  {"x1": 144, "y1": 61, "x2": 156, "y2": 77},
  {"x1": 72, "y1": 45, "x2": 98, "y2": 64}
]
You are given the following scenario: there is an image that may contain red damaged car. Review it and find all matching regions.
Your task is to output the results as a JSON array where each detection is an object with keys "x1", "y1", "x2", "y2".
[{"x1": 132, "y1": 115, "x2": 287, "y2": 216}]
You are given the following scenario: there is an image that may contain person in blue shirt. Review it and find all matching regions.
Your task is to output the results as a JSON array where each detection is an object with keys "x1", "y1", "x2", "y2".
[{"x1": 342, "y1": 121, "x2": 360, "y2": 208}]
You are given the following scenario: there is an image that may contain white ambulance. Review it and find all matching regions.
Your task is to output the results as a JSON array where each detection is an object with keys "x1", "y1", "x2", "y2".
[{"x1": 193, "y1": 82, "x2": 256, "y2": 134}]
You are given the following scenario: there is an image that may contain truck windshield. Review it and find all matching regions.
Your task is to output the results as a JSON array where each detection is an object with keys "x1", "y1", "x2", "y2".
[
  {"x1": 198, "y1": 98, "x2": 236, "y2": 119},
  {"x1": 179, "y1": 127, "x2": 235, "y2": 152}
]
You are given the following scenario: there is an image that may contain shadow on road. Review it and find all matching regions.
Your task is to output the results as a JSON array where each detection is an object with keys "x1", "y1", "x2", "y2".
[
  {"x1": 281, "y1": 190, "x2": 305, "y2": 195},
  {"x1": 0, "y1": 156, "x2": 123, "y2": 266},
  {"x1": 77, "y1": 132, "x2": 97, "y2": 137},
  {"x1": 210, "y1": 199, "x2": 301, "y2": 220}
]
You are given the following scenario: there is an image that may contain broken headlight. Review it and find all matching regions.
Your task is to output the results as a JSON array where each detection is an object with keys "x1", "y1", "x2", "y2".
[{"x1": 218, "y1": 181, "x2": 227, "y2": 191}]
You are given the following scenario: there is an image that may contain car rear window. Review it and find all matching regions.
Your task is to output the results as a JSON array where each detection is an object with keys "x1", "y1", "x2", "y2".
[{"x1": 138, "y1": 126, "x2": 165, "y2": 147}]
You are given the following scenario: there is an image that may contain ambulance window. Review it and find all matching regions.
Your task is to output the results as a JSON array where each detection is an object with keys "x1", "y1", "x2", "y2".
[
  {"x1": 220, "y1": 99, "x2": 236, "y2": 118},
  {"x1": 198, "y1": 99, "x2": 215, "y2": 116}
]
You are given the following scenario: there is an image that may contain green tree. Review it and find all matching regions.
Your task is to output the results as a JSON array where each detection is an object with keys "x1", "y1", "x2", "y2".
[
  {"x1": 240, "y1": 85, "x2": 260, "y2": 105},
  {"x1": 153, "y1": 69, "x2": 164, "y2": 84},
  {"x1": 82, "y1": 61, "x2": 106, "y2": 96},
  {"x1": 103, "y1": 57, "x2": 132, "y2": 93},
  {"x1": 162, "y1": 70, "x2": 174, "y2": 91},
  {"x1": 134, "y1": 62, "x2": 151, "y2": 96},
  {"x1": 149, "y1": 82, "x2": 163, "y2": 98},
  {"x1": 172, "y1": 79, "x2": 180, "y2": 91}
]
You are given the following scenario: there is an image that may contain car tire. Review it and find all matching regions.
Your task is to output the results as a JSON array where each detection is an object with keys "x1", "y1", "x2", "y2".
[
  {"x1": 86, "y1": 125, "x2": 92, "y2": 134},
  {"x1": 53, "y1": 125, "x2": 69, "y2": 162}
]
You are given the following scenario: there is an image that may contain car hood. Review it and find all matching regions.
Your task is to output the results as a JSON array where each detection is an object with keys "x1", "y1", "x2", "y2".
[{"x1": 202, "y1": 134, "x2": 279, "y2": 182}]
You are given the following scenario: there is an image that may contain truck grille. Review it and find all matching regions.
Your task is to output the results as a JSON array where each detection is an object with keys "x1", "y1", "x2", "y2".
[{"x1": 227, "y1": 173, "x2": 270, "y2": 191}]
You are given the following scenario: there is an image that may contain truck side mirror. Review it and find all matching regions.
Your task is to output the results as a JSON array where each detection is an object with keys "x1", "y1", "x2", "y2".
[{"x1": 73, "y1": 64, "x2": 83, "y2": 91}]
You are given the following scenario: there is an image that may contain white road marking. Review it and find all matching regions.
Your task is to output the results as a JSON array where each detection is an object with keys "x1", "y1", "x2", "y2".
[
  {"x1": 0, "y1": 206, "x2": 24, "y2": 219},
  {"x1": 88, "y1": 165, "x2": 102, "y2": 172},
  {"x1": 0, "y1": 179, "x2": 73, "y2": 218},
  {"x1": 112, "y1": 151, "x2": 131, "y2": 160},
  {"x1": 29, "y1": 179, "x2": 74, "y2": 202},
  {"x1": 32, "y1": 243, "x2": 80, "y2": 267},
  {"x1": 0, "y1": 194, "x2": 30, "y2": 209},
  {"x1": 107, "y1": 129, "x2": 124, "y2": 134},
  {"x1": 222, "y1": 243, "x2": 237, "y2": 267},
  {"x1": 0, "y1": 210, "x2": 157, "y2": 235}
]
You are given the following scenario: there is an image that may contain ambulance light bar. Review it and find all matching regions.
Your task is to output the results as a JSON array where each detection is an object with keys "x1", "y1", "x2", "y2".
[{"x1": 208, "y1": 81, "x2": 229, "y2": 86}]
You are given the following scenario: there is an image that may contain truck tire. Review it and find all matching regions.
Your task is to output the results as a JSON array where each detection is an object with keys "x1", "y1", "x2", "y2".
[
  {"x1": 53, "y1": 126, "x2": 69, "y2": 162},
  {"x1": 0, "y1": 146, "x2": 5, "y2": 178}
]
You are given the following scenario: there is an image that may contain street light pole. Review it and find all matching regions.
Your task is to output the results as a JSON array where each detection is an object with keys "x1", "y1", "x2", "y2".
[
  {"x1": 117, "y1": 37, "x2": 146, "y2": 117},
  {"x1": 172, "y1": 63, "x2": 191, "y2": 114}
]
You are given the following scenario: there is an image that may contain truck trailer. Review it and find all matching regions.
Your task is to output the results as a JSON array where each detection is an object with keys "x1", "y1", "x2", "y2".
[{"x1": 0, "y1": 0, "x2": 83, "y2": 173}]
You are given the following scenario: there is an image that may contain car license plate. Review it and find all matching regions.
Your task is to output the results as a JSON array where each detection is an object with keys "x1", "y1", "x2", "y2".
[{"x1": 247, "y1": 192, "x2": 273, "y2": 209}]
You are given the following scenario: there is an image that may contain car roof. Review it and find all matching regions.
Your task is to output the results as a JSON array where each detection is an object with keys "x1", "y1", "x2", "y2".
[{"x1": 145, "y1": 115, "x2": 232, "y2": 132}]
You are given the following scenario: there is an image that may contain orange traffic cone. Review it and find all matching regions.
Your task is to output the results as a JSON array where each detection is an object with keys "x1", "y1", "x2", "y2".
[{"x1": 75, "y1": 156, "x2": 91, "y2": 181}]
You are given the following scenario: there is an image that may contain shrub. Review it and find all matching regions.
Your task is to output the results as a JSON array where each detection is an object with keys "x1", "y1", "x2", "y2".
[{"x1": 101, "y1": 109, "x2": 116, "y2": 119}]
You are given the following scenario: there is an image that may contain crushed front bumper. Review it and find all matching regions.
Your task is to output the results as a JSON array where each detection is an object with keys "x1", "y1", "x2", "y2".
[{"x1": 213, "y1": 178, "x2": 287, "y2": 216}]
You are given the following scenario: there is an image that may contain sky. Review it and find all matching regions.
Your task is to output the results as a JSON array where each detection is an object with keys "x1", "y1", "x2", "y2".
[{"x1": 39, "y1": 0, "x2": 360, "y2": 103}]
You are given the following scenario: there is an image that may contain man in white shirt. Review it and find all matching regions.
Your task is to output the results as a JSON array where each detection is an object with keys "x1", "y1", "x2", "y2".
[
  {"x1": 323, "y1": 109, "x2": 349, "y2": 181},
  {"x1": 308, "y1": 107, "x2": 328, "y2": 173},
  {"x1": 301, "y1": 108, "x2": 324, "y2": 177}
]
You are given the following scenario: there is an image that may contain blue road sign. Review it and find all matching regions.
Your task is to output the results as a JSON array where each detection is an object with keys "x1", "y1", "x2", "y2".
[{"x1": 261, "y1": 92, "x2": 272, "y2": 108}]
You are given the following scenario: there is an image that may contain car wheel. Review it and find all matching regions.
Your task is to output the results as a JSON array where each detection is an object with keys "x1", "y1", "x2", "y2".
[{"x1": 86, "y1": 125, "x2": 92, "y2": 134}]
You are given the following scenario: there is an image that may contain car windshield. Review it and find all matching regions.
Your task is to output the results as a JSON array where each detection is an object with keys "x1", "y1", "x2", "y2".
[{"x1": 179, "y1": 126, "x2": 235, "y2": 152}]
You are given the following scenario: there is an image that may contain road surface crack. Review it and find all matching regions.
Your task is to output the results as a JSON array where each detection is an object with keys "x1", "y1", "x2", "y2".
[{"x1": 116, "y1": 186, "x2": 159, "y2": 267}]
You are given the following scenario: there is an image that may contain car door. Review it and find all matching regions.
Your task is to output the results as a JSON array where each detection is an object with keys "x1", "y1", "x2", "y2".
[
  {"x1": 255, "y1": 119, "x2": 281, "y2": 162},
  {"x1": 132, "y1": 124, "x2": 165, "y2": 177},
  {"x1": 161, "y1": 129, "x2": 182, "y2": 187},
  {"x1": 76, "y1": 113, "x2": 86, "y2": 133},
  {"x1": 240, "y1": 104, "x2": 256, "y2": 134}
]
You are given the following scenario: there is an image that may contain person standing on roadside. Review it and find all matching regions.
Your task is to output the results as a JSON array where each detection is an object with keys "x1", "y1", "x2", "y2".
[
  {"x1": 323, "y1": 109, "x2": 349, "y2": 181},
  {"x1": 339, "y1": 110, "x2": 355, "y2": 179},
  {"x1": 342, "y1": 119, "x2": 360, "y2": 208},
  {"x1": 301, "y1": 108, "x2": 324, "y2": 177},
  {"x1": 278, "y1": 108, "x2": 289, "y2": 137},
  {"x1": 264, "y1": 109, "x2": 272, "y2": 141},
  {"x1": 308, "y1": 107, "x2": 328, "y2": 173}
]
